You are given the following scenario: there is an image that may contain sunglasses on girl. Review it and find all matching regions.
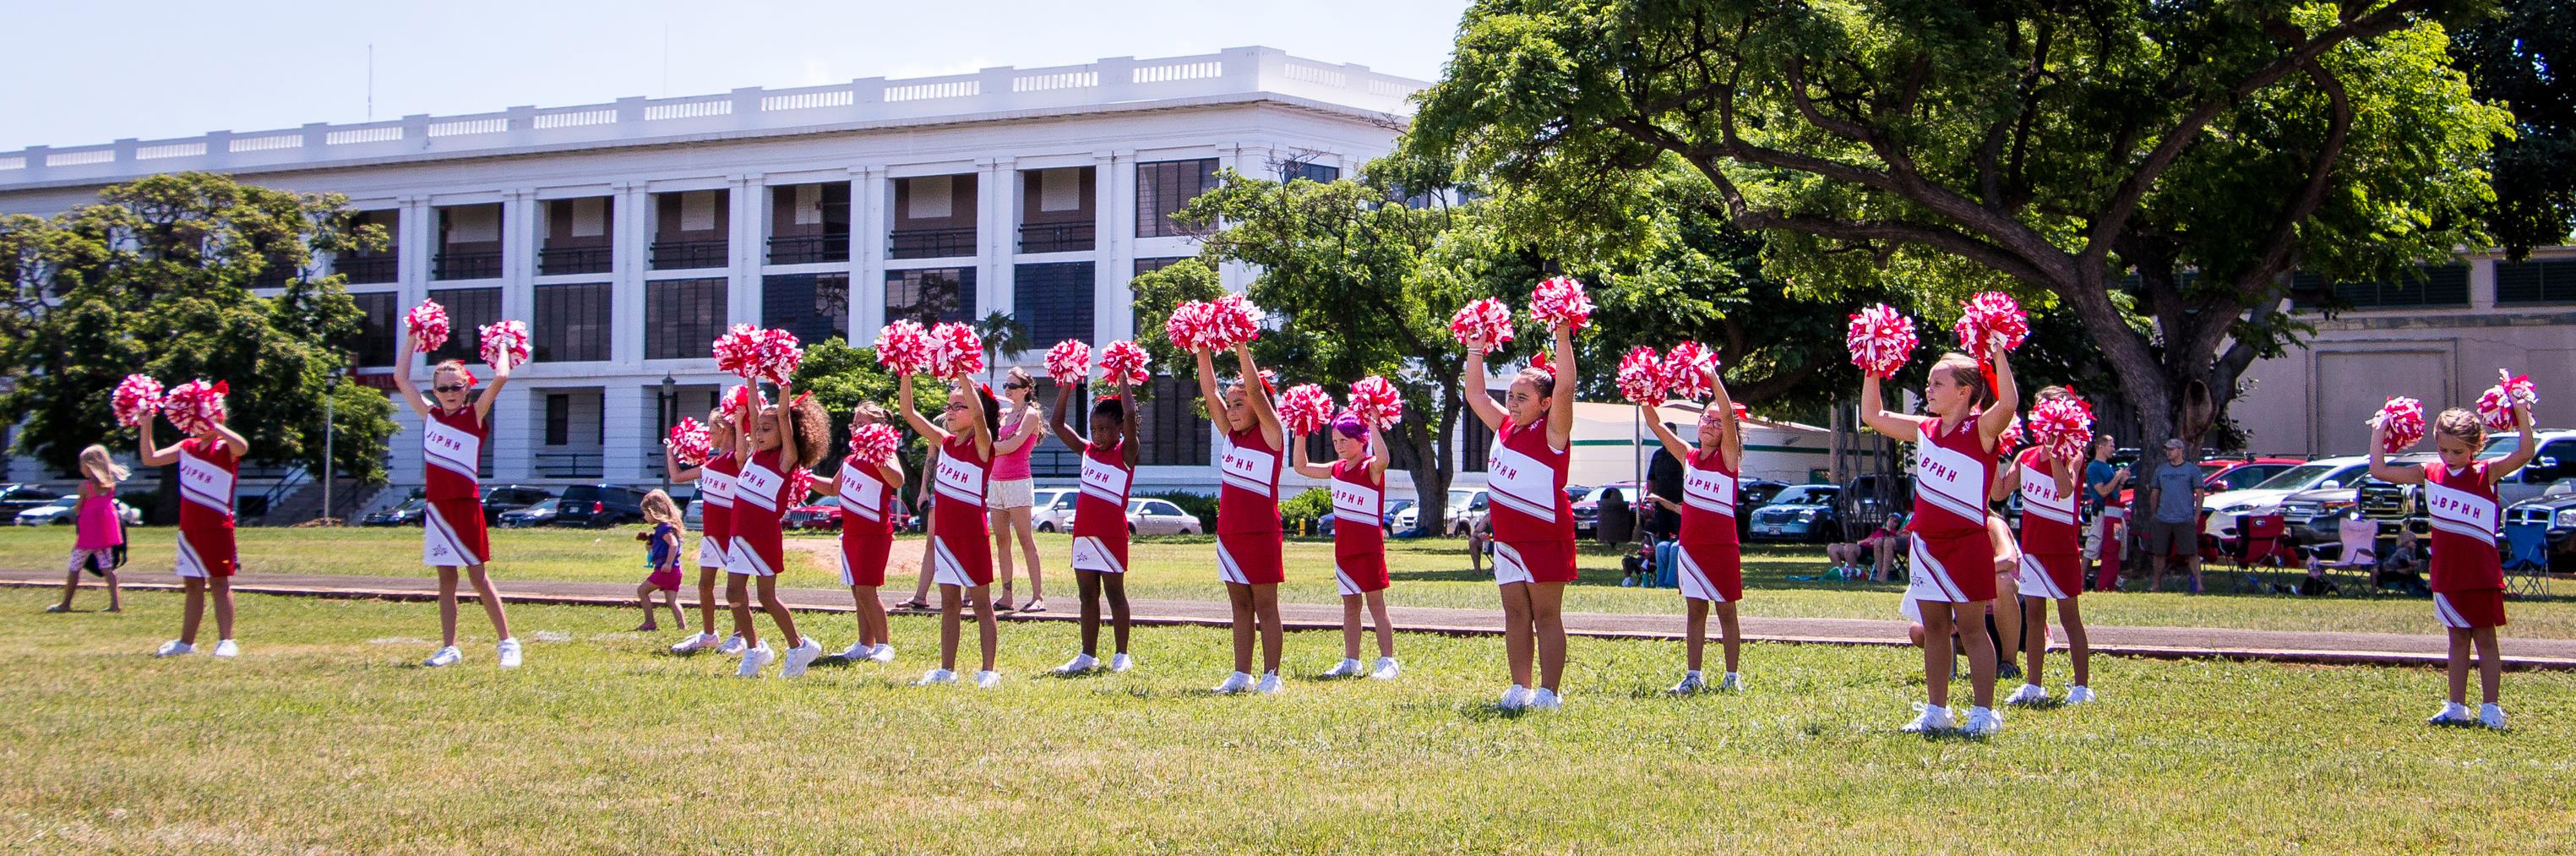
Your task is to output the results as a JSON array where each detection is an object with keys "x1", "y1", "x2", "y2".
[{"x1": 433, "y1": 384, "x2": 467, "y2": 394}]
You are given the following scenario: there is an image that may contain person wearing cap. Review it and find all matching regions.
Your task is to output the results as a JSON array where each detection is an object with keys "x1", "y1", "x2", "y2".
[{"x1": 2137, "y1": 438, "x2": 2206, "y2": 592}]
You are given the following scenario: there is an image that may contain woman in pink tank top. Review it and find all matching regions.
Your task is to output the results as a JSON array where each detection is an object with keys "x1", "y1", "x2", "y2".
[{"x1": 984, "y1": 368, "x2": 1048, "y2": 613}]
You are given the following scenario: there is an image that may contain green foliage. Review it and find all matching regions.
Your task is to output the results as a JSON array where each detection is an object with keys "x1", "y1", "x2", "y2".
[
  {"x1": 1277, "y1": 487, "x2": 1332, "y2": 526},
  {"x1": 1125, "y1": 258, "x2": 1223, "y2": 383},
  {"x1": 2455, "y1": 0, "x2": 2576, "y2": 255},
  {"x1": 972, "y1": 310, "x2": 1031, "y2": 383},
  {"x1": 787, "y1": 336, "x2": 899, "y2": 422}
]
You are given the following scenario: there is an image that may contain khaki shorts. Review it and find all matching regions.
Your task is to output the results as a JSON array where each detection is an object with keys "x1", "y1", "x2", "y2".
[{"x1": 2139, "y1": 518, "x2": 2198, "y2": 558}]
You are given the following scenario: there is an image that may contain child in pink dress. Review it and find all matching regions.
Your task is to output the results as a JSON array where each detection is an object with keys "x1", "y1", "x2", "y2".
[{"x1": 50, "y1": 444, "x2": 129, "y2": 613}]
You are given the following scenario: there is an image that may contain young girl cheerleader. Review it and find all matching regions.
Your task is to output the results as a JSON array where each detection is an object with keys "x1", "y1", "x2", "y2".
[
  {"x1": 51, "y1": 444, "x2": 129, "y2": 613},
  {"x1": 1048, "y1": 373, "x2": 1140, "y2": 674},
  {"x1": 899, "y1": 370, "x2": 1004, "y2": 687},
  {"x1": 988, "y1": 368, "x2": 1048, "y2": 613},
  {"x1": 141, "y1": 384, "x2": 248, "y2": 658},
  {"x1": 1460, "y1": 322, "x2": 1580, "y2": 711},
  {"x1": 724, "y1": 381, "x2": 831, "y2": 679},
  {"x1": 1642, "y1": 366, "x2": 1745, "y2": 694},
  {"x1": 1862, "y1": 340, "x2": 2018, "y2": 735},
  {"x1": 2001, "y1": 387, "x2": 2094, "y2": 706},
  {"x1": 393, "y1": 330, "x2": 520, "y2": 669},
  {"x1": 834, "y1": 402, "x2": 903, "y2": 663},
  {"x1": 2372, "y1": 401, "x2": 2535, "y2": 730},
  {"x1": 633, "y1": 490, "x2": 687, "y2": 631},
  {"x1": 1193, "y1": 342, "x2": 1289, "y2": 695},
  {"x1": 1290, "y1": 412, "x2": 1400, "y2": 680},
  {"x1": 667, "y1": 403, "x2": 751, "y2": 656}
]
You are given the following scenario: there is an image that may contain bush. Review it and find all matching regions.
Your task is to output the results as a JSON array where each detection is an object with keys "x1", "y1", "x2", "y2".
[
  {"x1": 1135, "y1": 490, "x2": 1217, "y2": 530},
  {"x1": 1278, "y1": 487, "x2": 1332, "y2": 527}
]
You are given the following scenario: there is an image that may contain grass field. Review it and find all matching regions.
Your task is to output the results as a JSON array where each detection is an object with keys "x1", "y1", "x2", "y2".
[
  {"x1": 4, "y1": 587, "x2": 2573, "y2": 853},
  {"x1": 6, "y1": 526, "x2": 2570, "y2": 640}
]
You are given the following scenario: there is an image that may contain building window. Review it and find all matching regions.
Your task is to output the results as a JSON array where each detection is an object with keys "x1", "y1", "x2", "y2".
[
  {"x1": 347, "y1": 292, "x2": 400, "y2": 368},
  {"x1": 645, "y1": 278, "x2": 727, "y2": 360},
  {"x1": 1137, "y1": 374, "x2": 1212, "y2": 466},
  {"x1": 2496, "y1": 259, "x2": 2576, "y2": 304},
  {"x1": 890, "y1": 175, "x2": 978, "y2": 259},
  {"x1": 1019, "y1": 167, "x2": 1096, "y2": 253},
  {"x1": 540, "y1": 197, "x2": 615, "y2": 275},
  {"x1": 340, "y1": 210, "x2": 400, "y2": 285},
  {"x1": 1136, "y1": 158, "x2": 1218, "y2": 238},
  {"x1": 423, "y1": 286, "x2": 502, "y2": 365},
  {"x1": 1013, "y1": 262, "x2": 1094, "y2": 346},
  {"x1": 2290, "y1": 264, "x2": 2470, "y2": 308},
  {"x1": 762, "y1": 273, "x2": 850, "y2": 345},
  {"x1": 767, "y1": 183, "x2": 851, "y2": 264},
  {"x1": 1282, "y1": 160, "x2": 1340, "y2": 184},
  {"x1": 433, "y1": 204, "x2": 504, "y2": 281},
  {"x1": 884, "y1": 267, "x2": 976, "y2": 324},
  {"x1": 546, "y1": 394, "x2": 570, "y2": 446},
  {"x1": 651, "y1": 190, "x2": 729, "y2": 270},
  {"x1": 533, "y1": 282, "x2": 613, "y2": 363}
]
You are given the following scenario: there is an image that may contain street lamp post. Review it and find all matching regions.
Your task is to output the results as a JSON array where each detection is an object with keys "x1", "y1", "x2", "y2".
[{"x1": 658, "y1": 373, "x2": 677, "y2": 496}]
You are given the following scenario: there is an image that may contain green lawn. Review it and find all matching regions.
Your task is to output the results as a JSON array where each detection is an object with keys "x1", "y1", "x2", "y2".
[
  {"x1": 3, "y1": 588, "x2": 2571, "y2": 852},
  {"x1": 6, "y1": 525, "x2": 2572, "y2": 639}
]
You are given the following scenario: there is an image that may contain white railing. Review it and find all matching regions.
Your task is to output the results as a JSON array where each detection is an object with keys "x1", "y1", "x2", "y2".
[{"x1": 0, "y1": 46, "x2": 1426, "y2": 189}]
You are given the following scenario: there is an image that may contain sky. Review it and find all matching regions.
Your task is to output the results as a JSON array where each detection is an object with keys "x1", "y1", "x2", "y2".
[{"x1": 0, "y1": 0, "x2": 1475, "y2": 152}]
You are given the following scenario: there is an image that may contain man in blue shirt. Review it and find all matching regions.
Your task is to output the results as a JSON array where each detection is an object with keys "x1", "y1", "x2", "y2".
[
  {"x1": 2081, "y1": 434, "x2": 2128, "y2": 581},
  {"x1": 2138, "y1": 439, "x2": 2206, "y2": 592}
]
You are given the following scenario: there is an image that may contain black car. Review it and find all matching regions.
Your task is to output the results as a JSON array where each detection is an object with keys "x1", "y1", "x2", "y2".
[
  {"x1": 0, "y1": 483, "x2": 63, "y2": 515},
  {"x1": 2505, "y1": 483, "x2": 2576, "y2": 573},
  {"x1": 1735, "y1": 478, "x2": 1792, "y2": 539},
  {"x1": 553, "y1": 483, "x2": 653, "y2": 527},
  {"x1": 479, "y1": 484, "x2": 558, "y2": 525},
  {"x1": 1745, "y1": 484, "x2": 1843, "y2": 542},
  {"x1": 362, "y1": 498, "x2": 429, "y2": 526}
]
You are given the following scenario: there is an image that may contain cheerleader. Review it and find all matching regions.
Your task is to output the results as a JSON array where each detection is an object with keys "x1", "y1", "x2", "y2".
[
  {"x1": 1863, "y1": 340, "x2": 2017, "y2": 735},
  {"x1": 139, "y1": 390, "x2": 248, "y2": 658},
  {"x1": 2371, "y1": 401, "x2": 2535, "y2": 729},
  {"x1": 1193, "y1": 341, "x2": 1288, "y2": 695},
  {"x1": 1048, "y1": 373, "x2": 1139, "y2": 674},
  {"x1": 897, "y1": 370, "x2": 1003, "y2": 688},
  {"x1": 392, "y1": 330, "x2": 520, "y2": 668},
  {"x1": 833, "y1": 402, "x2": 903, "y2": 664},
  {"x1": 1641, "y1": 364, "x2": 1745, "y2": 694},
  {"x1": 1460, "y1": 322, "x2": 1579, "y2": 711},
  {"x1": 666, "y1": 405, "x2": 752, "y2": 656},
  {"x1": 723, "y1": 380, "x2": 831, "y2": 679},
  {"x1": 2001, "y1": 387, "x2": 2093, "y2": 706},
  {"x1": 1290, "y1": 412, "x2": 1399, "y2": 680}
]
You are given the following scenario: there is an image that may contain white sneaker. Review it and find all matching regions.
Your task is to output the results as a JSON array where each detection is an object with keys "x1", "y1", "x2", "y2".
[
  {"x1": 496, "y1": 638, "x2": 523, "y2": 669},
  {"x1": 423, "y1": 646, "x2": 462, "y2": 668},
  {"x1": 1054, "y1": 653, "x2": 1100, "y2": 674},
  {"x1": 210, "y1": 639, "x2": 238, "y2": 658},
  {"x1": 1109, "y1": 652, "x2": 1135, "y2": 673},
  {"x1": 913, "y1": 668, "x2": 957, "y2": 686},
  {"x1": 735, "y1": 644, "x2": 775, "y2": 678},
  {"x1": 2479, "y1": 703, "x2": 2508, "y2": 730},
  {"x1": 868, "y1": 643, "x2": 896, "y2": 663},
  {"x1": 779, "y1": 639, "x2": 823, "y2": 678},
  {"x1": 671, "y1": 632, "x2": 718, "y2": 654},
  {"x1": 1528, "y1": 688, "x2": 1562, "y2": 710},
  {"x1": 2067, "y1": 685, "x2": 2096, "y2": 704},
  {"x1": 1254, "y1": 672, "x2": 1285, "y2": 695},
  {"x1": 1212, "y1": 671, "x2": 1255, "y2": 695},
  {"x1": 837, "y1": 640, "x2": 872, "y2": 660},
  {"x1": 1962, "y1": 706, "x2": 2004, "y2": 737},
  {"x1": 1498, "y1": 684, "x2": 1531, "y2": 711},
  {"x1": 1666, "y1": 672, "x2": 1705, "y2": 695},
  {"x1": 1369, "y1": 657, "x2": 1399, "y2": 680},
  {"x1": 1323, "y1": 657, "x2": 1364, "y2": 679},
  {"x1": 2004, "y1": 684, "x2": 2049, "y2": 706},
  {"x1": 2427, "y1": 701, "x2": 2475, "y2": 726},
  {"x1": 1718, "y1": 673, "x2": 1743, "y2": 692},
  {"x1": 716, "y1": 634, "x2": 748, "y2": 657},
  {"x1": 1901, "y1": 703, "x2": 1955, "y2": 733},
  {"x1": 972, "y1": 669, "x2": 1002, "y2": 689},
  {"x1": 154, "y1": 640, "x2": 194, "y2": 657}
]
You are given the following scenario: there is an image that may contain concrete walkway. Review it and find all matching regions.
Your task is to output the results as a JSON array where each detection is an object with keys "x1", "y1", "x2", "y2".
[{"x1": 8, "y1": 568, "x2": 2571, "y2": 669}]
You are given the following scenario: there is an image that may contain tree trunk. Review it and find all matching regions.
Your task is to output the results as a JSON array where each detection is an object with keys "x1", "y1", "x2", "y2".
[{"x1": 152, "y1": 463, "x2": 181, "y2": 526}]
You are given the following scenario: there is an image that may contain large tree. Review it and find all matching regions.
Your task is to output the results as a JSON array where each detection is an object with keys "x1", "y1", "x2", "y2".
[
  {"x1": 0, "y1": 172, "x2": 396, "y2": 521},
  {"x1": 2456, "y1": 0, "x2": 2576, "y2": 256},
  {"x1": 1408, "y1": 0, "x2": 2512, "y2": 452}
]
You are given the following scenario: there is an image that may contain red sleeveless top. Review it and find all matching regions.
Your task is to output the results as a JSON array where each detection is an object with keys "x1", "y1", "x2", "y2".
[
  {"x1": 1680, "y1": 448, "x2": 1739, "y2": 548},
  {"x1": 2425, "y1": 461, "x2": 2502, "y2": 592},
  {"x1": 1487, "y1": 417, "x2": 1572, "y2": 542},
  {"x1": 732, "y1": 448, "x2": 790, "y2": 537},
  {"x1": 836, "y1": 455, "x2": 896, "y2": 536},
  {"x1": 2015, "y1": 448, "x2": 2079, "y2": 555},
  {"x1": 422, "y1": 405, "x2": 485, "y2": 501},
  {"x1": 1217, "y1": 426, "x2": 1283, "y2": 535},
  {"x1": 932, "y1": 435, "x2": 992, "y2": 542},
  {"x1": 699, "y1": 450, "x2": 737, "y2": 542},
  {"x1": 177, "y1": 437, "x2": 238, "y2": 528},
  {"x1": 1075, "y1": 440, "x2": 1132, "y2": 540},
  {"x1": 1910, "y1": 412, "x2": 1996, "y2": 538},
  {"x1": 1331, "y1": 457, "x2": 1385, "y2": 557}
]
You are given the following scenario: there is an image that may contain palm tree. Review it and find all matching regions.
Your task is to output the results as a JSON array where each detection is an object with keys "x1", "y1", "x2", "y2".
[{"x1": 973, "y1": 310, "x2": 1030, "y2": 383}]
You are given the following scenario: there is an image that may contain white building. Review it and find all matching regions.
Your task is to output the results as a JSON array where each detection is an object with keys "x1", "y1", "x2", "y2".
[{"x1": 0, "y1": 46, "x2": 1423, "y2": 509}]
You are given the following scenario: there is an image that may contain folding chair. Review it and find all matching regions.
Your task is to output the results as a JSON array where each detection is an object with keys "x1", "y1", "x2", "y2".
[
  {"x1": 2226, "y1": 513, "x2": 2293, "y2": 592},
  {"x1": 2302, "y1": 517, "x2": 2377, "y2": 596},
  {"x1": 2505, "y1": 522, "x2": 2553, "y2": 598}
]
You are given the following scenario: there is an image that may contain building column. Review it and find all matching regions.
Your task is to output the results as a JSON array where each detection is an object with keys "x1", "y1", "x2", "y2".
[
  {"x1": 730, "y1": 174, "x2": 763, "y2": 328},
  {"x1": 397, "y1": 195, "x2": 433, "y2": 303},
  {"x1": 851, "y1": 165, "x2": 887, "y2": 339},
  {"x1": 1092, "y1": 150, "x2": 1135, "y2": 344},
  {"x1": 610, "y1": 181, "x2": 649, "y2": 367},
  {"x1": 977, "y1": 156, "x2": 1014, "y2": 329},
  {"x1": 488, "y1": 384, "x2": 537, "y2": 481},
  {"x1": 601, "y1": 383, "x2": 649, "y2": 482},
  {"x1": 502, "y1": 188, "x2": 537, "y2": 327}
]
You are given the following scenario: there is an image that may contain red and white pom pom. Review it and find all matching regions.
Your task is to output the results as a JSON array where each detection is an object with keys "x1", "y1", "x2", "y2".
[
  {"x1": 161, "y1": 379, "x2": 228, "y2": 435},
  {"x1": 1616, "y1": 346, "x2": 1669, "y2": 406},
  {"x1": 1448, "y1": 297, "x2": 1516, "y2": 351},
  {"x1": 1206, "y1": 294, "x2": 1262, "y2": 351},
  {"x1": 750, "y1": 327, "x2": 803, "y2": 384},
  {"x1": 1279, "y1": 384, "x2": 1336, "y2": 436},
  {"x1": 872, "y1": 320, "x2": 934, "y2": 376},
  {"x1": 928, "y1": 323, "x2": 984, "y2": 378},
  {"x1": 1348, "y1": 375, "x2": 1402, "y2": 428},
  {"x1": 477, "y1": 319, "x2": 531, "y2": 371},
  {"x1": 711, "y1": 323, "x2": 763, "y2": 378},
  {"x1": 718, "y1": 384, "x2": 766, "y2": 423},
  {"x1": 665, "y1": 417, "x2": 713, "y2": 467},
  {"x1": 112, "y1": 374, "x2": 166, "y2": 428},
  {"x1": 1163, "y1": 300, "x2": 1213, "y2": 352},
  {"x1": 1043, "y1": 340, "x2": 1092, "y2": 385},
  {"x1": 1663, "y1": 341, "x2": 1717, "y2": 401},
  {"x1": 2028, "y1": 396, "x2": 2095, "y2": 463},
  {"x1": 1952, "y1": 292, "x2": 2030, "y2": 363},
  {"x1": 2476, "y1": 370, "x2": 2538, "y2": 432},
  {"x1": 786, "y1": 467, "x2": 816, "y2": 504},
  {"x1": 1097, "y1": 340, "x2": 1150, "y2": 385},
  {"x1": 849, "y1": 423, "x2": 901, "y2": 466},
  {"x1": 1846, "y1": 303, "x2": 1918, "y2": 379},
  {"x1": 1997, "y1": 415, "x2": 2026, "y2": 452},
  {"x1": 404, "y1": 299, "x2": 450, "y2": 353},
  {"x1": 2371, "y1": 396, "x2": 2427, "y2": 453},
  {"x1": 1528, "y1": 276, "x2": 1594, "y2": 332}
]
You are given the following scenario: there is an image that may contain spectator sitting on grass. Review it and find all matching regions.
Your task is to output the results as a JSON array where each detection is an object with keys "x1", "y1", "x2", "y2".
[
  {"x1": 1827, "y1": 512, "x2": 1909, "y2": 582},
  {"x1": 2377, "y1": 528, "x2": 2431, "y2": 597}
]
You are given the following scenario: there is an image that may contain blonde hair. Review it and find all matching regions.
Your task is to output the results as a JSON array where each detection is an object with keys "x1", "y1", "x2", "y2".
[
  {"x1": 851, "y1": 401, "x2": 889, "y2": 428},
  {"x1": 640, "y1": 489, "x2": 682, "y2": 527},
  {"x1": 2434, "y1": 407, "x2": 2485, "y2": 447},
  {"x1": 78, "y1": 444, "x2": 128, "y2": 487},
  {"x1": 433, "y1": 360, "x2": 471, "y2": 381}
]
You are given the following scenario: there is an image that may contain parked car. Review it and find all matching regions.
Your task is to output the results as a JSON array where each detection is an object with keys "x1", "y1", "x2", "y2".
[
  {"x1": 2202, "y1": 456, "x2": 2373, "y2": 538},
  {"x1": 785, "y1": 497, "x2": 843, "y2": 532},
  {"x1": 1124, "y1": 498, "x2": 1203, "y2": 535},
  {"x1": 496, "y1": 499, "x2": 565, "y2": 528},
  {"x1": 2115, "y1": 457, "x2": 2302, "y2": 506},
  {"x1": 1394, "y1": 488, "x2": 1487, "y2": 537},
  {"x1": 2504, "y1": 480, "x2": 2576, "y2": 573},
  {"x1": 362, "y1": 498, "x2": 429, "y2": 526},
  {"x1": 1383, "y1": 499, "x2": 1414, "y2": 535},
  {"x1": 1571, "y1": 483, "x2": 1643, "y2": 538},
  {"x1": 0, "y1": 483, "x2": 63, "y2": 516},
  {"x1": 478, "y1": 484, "x2": 558, "y2": 525},
  {"x1": 1735, "y1": 478, "x2": 1793, "y2": 539},
  {"x1": 1031, "y1": 488, "x2": 1078, "y2": 532},
  {"x1": 14, "y1": 496, "x2": 142, "y2": 526},
  {"x1": 553, "y1": 483, "x2": 653, "y2": 527},
  {"x1": 2479, "y1": 429, "x2": 2576, "y2": 505},
  {"x1": 1747, "y1": 483, "x2": 1844, "y2": 542}
]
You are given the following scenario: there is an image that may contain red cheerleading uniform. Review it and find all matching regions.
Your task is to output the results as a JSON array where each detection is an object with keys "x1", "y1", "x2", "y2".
[
  {"x1": 930, "y1": 435, "x2": 994, "y2": 586},
  {"x1": 1905, "y1": 413, "x2": 2000, "y2": 604},
  {"x1": 1675, "y1": 448, "x2": 1742, "y2": 603},
  {"x1": 420, "y1": 405, "x2": 491, "y2": 568},
  {"x1": 1487, "y1": 417, "x2": 1577, "y2": 586},
  {"x1": 174, "y1": 437, "x2": 239, "y2": 579},
  {"x1": 1330, "y1": 457, "x2": 1391, "y2": 596},
  {"x1": 2425, "y1": 461, "x2": 2508, "y2": 629},
  {"x1": 697, "y1": 451, "x2": 738, "y2": 570},
  {"x1": 729, "y1": 448, "x2": 791, "y2": 577},
  {"x1": 836, "y1": 455, "x2": 896, "y2": 587},
  {"x1": 2012, "y1": 448, "x2": 2083, "y2": 601},
  {"x1": 1215, "y1": 426, "x2": 1286, "y2": 586},
  {"x1": 1070, "y1": 440, "x2": 1134, "y2": 575}
]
